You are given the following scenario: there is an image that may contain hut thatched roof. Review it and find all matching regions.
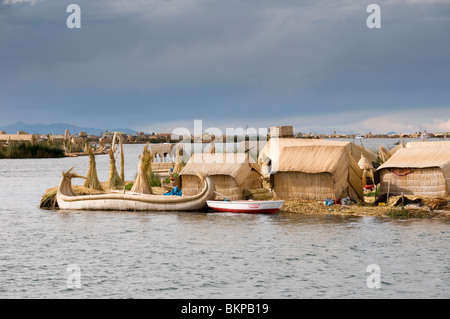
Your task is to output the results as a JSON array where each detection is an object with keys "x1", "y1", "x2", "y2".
[
  {"x1": 275, "y1": 145, "x2": 361, "y2": 174},
  {"x1": 0, "y1": 133, "x2": 37, "y2": 142},
  {"x1": 406, "y1": 141, "x2": 450, "y2": 149},
  {"x1": 272, "y1": 145, "x2": 364, "y2": 200},
  {"x1": 258, "y1": 138, "x2": 377, "y2": 165},
  {"x1": 180, "y1": 153, "x2": 260, "y2": 187},
  {"x1": 377, "y1": 147, "x2": 450, "y2": 192},
  {"x1": 378, "y1": 147, "x2": 450, "y2": 170}
]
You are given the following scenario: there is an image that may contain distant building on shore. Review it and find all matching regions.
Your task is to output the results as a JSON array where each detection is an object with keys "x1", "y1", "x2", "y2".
[{"x1": 0, "y1": 131, "x2": 38, "y2": 144}]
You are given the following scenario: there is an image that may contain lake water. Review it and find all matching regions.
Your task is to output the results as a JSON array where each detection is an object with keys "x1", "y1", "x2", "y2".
[{"x1": 0, "y1": 142, "x2": 449, "y2": 299}]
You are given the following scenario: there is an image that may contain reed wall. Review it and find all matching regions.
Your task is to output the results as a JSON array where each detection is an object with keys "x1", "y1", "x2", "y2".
[
  {"x1": 273, "y1": 172, "x2": 336, "y2": 200},
  {"x1": 181, "y1": 174, "x2": 244, "y2": 200},
  {"x1": 379, "y1": 168, "x2": 448, "y2": 197}
]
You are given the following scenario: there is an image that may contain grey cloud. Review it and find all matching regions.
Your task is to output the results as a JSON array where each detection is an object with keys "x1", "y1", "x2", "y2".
[{"x1": 1, "y1": 0, "x2": 449, "y2": 132}]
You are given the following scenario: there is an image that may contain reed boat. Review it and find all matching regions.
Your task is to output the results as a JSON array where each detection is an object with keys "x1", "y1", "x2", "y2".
[
  {"x1": 57, "y1": 168, "x2": 215, "y2": 212},
  {"x1": 207, "y1": 200, "x2": 284, "y2": 214}
]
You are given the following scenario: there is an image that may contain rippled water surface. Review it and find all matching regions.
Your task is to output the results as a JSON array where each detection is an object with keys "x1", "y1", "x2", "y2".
[{"x1": 0, "y1": 143, "x2": 449, "y2": 298}]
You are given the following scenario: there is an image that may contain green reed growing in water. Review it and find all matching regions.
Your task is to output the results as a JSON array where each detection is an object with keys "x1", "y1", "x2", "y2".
[{"x1": 0, "y1": 142, "x2": 65, "y2": 159}]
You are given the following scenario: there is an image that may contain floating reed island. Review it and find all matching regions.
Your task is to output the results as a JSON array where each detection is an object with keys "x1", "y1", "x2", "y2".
[
  {"x1": 254, "y1": 128, "x2": 449, "y2": 218},
  {"x1": 40, "y1": 126, "x2": 450, "y2": 218}
]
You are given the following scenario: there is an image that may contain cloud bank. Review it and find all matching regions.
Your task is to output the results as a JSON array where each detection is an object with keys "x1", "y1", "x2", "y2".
[{"x1": 1, "y1": 0, "x2": 449, "y2": 133}]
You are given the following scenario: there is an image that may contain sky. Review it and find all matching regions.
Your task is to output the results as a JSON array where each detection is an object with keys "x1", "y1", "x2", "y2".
[{"x1": 1, "y1": 0, "x2": 449, "y2": 135}]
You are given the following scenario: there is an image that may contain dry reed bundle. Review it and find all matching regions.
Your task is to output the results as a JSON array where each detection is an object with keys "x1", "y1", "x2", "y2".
[
  {"x1": 423, "y1": 197, "x2": 449, "y2": 210},
  {"x1": 378, "y1": 145, "x2": 391, "y2": 163},
  {"x1": 131, "y1": 143, "x2": 153, "y2": 194},
  {"x1": 173, "y1": 145, "x2": 185, "y2": 173},
  {"x1": 40, "y1": 186, "x2": 58, "y2": 209},
  {"x1": 97, "y1": 144, "x2": 106, "y2": 153},
  {"x1": 83, "y1": 145, "x2": 103, "y2": 191},
  {"x1": 209, "y1": 135, "x2": 216, "y2": 154},
  {"x1": 64, "y1": 129, "x2": 70, "y2": 141},
  {"x1": 388, "y1": 142, "x2": 405, "y2": 156},
  {"x1": 40, "y1": 184, "x2": 108, "y2": 209},
  {"x1": 119, "y1": 134, "x2": 125, "y2": 182},
  {"x1": 108, "y1": 149, "x2": 124, "y2": 189},
  {"x1": 107, "y1": 133, "x2": 125, "y2": 189},
  {"x1": 392, "y1": 195, "x2": 449, "y2": 209},
  {"x1": 83, "y1": 138, "x2": 89, "y2": 154}
]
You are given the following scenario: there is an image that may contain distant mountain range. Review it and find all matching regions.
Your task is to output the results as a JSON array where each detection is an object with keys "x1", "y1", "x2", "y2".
[{"x1": 0, "y1": 121, "x2": 140, "y2": 136}]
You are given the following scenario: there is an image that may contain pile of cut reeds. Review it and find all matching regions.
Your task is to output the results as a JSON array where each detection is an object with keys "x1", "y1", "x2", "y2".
[{"x1": 40, "y1": 184, "x2": 107, "y2": 209}]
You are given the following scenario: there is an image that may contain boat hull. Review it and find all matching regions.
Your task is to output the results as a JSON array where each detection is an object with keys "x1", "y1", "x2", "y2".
[
  {"x1": 57, "y1": 173, "x2": 215, "y2": 212},
  {"x1": 58, "y1": 196, "x2": 210, "y2": 212},
  {"x1": 207, "y1": 200, "x2": 284, "y2": 214}
]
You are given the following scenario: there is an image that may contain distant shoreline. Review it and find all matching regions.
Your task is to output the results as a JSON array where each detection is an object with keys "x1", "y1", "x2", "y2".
[{"x1": 2, "y1": 136, "x2": 449, "y2": 159}]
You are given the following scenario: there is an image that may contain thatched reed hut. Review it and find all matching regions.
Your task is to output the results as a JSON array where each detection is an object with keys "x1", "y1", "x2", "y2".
[
  {"x1": 150, "y1": 144, "x2": 175, "y2": 162},
  {"x1": 180, "y1": 153, "x2": 263, "y2": 200},
  {"x1": 258, "y1": 138, "x2": 377, "y2": 175},
  {"x1": 269, "y1": 145, "x2": 364, "y2": 201},
  {"x1": 0, "y1": 132, "x2": 38, "y2": 144},
  {"x1": 376, "y1": 147, "x2": 450, "y2": 197},
  {"x1": 147, "y1": 144, "x2": 177, "y2": 176}
]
